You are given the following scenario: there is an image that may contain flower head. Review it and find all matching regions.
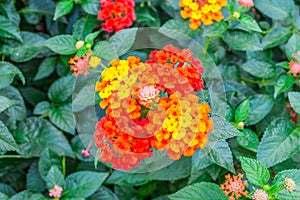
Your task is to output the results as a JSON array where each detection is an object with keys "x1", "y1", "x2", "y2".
[
  {"x1": 69, "y1": 53, "x2": 92, "y2": 77},
  {"x1": 49, "y1": 185, "x2": 63, "y2": 198},
  {"x1": 220, "y1": 173, "x2": 249, "y2": 200},
  {"x1": 238, "y1": 0, "x2": 254, "y2": 8},
  {"x1": 179, "y1": 0, "x2": 227, "y2": 29},
  {"x1": 284, "y1": 177, "x2": 296, "y2": 192},
  {"x1": 289, "y1": 61, "x2": 300, "y2": 77},
  {"x1": 252, "y1": 189, "x2": 268, "y2": 200},
  {"x1": 136, "y1": 85, "x2": 160, "y2": 107},
  {"x1": 98, "y1": 0, "x2": 136, "y2": 32}
]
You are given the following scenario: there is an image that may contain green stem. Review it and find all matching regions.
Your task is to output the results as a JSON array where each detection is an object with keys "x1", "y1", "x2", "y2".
[
  {"x1": 89, "y1": 69, "x2": 103, "y2": 73},
  {"x1": 241, "y1": 77, "x2": 275, "y2": 84},
  {"x1": 39, "y1": 113, "x2": 49, "y2": 118},
  {"x1": 62, "y1": 156, "x2": 66, "y2": 178},
  {"x1": 99, "y1": 62, "x2": 107, "y2": 70},
  {"x1": 204, "y1": 37, "x2": 211, "y2": 55},
  {"x1": 0, "y1": 155, "x2": 30, "y2": 159},
  {"x1": 1, "y1": 54, "x2": 4, "y2": 61}
]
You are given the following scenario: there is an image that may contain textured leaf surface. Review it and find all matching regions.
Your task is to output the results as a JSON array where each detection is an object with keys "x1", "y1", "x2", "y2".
[
  {"x1": 245, "y1": 94, "x2": 274, "y2": 126},
  {"x1": 239, "y1": 157, "x2": 270, "y2": 186},
  {"x1": 65, "y1": 171, "x2": 109, "y2": 198},
  {"x1": 169, "y1": 182, "x2": 227, "y2": 200},
  {"x1": 257, "y1": 119, "x2": 300, "y2": 167},
  {"x1": 288, "y1": 92, "x2": 300, "y2": 114}
]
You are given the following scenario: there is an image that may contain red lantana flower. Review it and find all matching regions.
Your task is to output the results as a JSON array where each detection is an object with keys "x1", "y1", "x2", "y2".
[{"x1": 98, "y1": 0, "x2": 136, "y2": 32}]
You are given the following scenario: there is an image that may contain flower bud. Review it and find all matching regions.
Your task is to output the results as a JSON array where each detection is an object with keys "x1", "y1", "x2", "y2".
[
  {"x1": 75, "y1": 41, "x2": 84, "y2": 49},
  {"x1": 237, "y1": 122, "x2": 244, "y2": 129},
  {"x1": 252, "y1": 190, "x2": 268, "y2": 200},
  {"x1": 233, "y1": 12, "x2": 241, "y2": 19},
  {"x1": 284, "y1": 178, "x2": 296, "y2": 192}
]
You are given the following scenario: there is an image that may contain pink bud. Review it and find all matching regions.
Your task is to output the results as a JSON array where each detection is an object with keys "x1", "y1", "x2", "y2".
[{"x1": 81, "y1": 149, "x2": 91, "y2": 157}]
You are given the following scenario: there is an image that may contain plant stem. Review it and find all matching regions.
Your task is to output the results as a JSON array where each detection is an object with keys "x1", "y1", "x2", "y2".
[
  {"x1": 62, "y1": 156, "x2": 66, "y2": 177},
  {"x1": 241, "y1": 77, "x2": 275, "y2": 84},
  {"x1": 0, "y1": 155, "x2": 30, "y2": 159},
  {"x1": 99, "y1": 62, "x2": 107, "y2": 70},
  {"x1": 39, "y1": 113, "x2": 49, "y2": 118},
  {"x1": 89, "y1": 69, "x2": 103, "y2": 73},
  {"x1": 204, "y1": 37, "x2": 211, "y2": 55}
]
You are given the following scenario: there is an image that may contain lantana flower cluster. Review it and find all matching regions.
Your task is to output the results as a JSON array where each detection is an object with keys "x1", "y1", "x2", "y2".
[
  {"x1": 220, "y1": 173, "x2": 249, "y2": 200},
  {"x1": 94, "y1": 45, "x2": 213, "y2": 170},
  {"x1": 179, "y1": 0, "x2": 227, "y2": 29},
  {"x1": 289, "y1": 50, "x2": 300, "y2": 77},
  {"x1": 98, "y1": 0, "x2": 136, "y2": 32}
]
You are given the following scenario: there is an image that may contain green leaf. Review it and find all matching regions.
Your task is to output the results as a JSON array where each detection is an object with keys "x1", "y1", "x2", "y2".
[
  {"x1": 147, "y1": 157, "x2": 191, "y2": 181},
  {"x1": 254, "y1": 0, "x2": 295, "y2": 20},
  {"x1": 0, "y1": 1, "x2": 21, "y2": 27},
  {"x1": 53, "y1": 0, "x2": 74, "y2": 20},
  {"x1": 43, "y1": 35, "x2": 77, "y2": 55},
  {"x1": 109, "y1": 28, "x2": 137, "y2": 56},
  {"x1": 9, "y1": 190, "x2": 44, "y2": 200},
  {"x1": 88, "y1": 187, "x2": 118, "y2": 200},
  {"x1": 262, "y1": 25, "x2": 292, "y2": 49},
  {"x1": 285, "y1": 33, "x2": 300, "y2": 60},
  {"x1": 274, "y1": 74, "x2": 295, "y2": 98},
  {"x1": 0, "y1": 86, "x2": 26, "y2": 125},
  {"x1": 33, "y1": 57, "x2": 57, "y2": 81},
  {"x1": 0, "y1": 15, "x2": 22, "y2": 42},
  {"x1": 241, "y1": 59, "x2": 276, "y2": 79},
  {"x1": 64, "y1": 171, "x2": 109, "y2": 198},
  {"x1": 0, "y1": 192, "x2": 8, "y2": 200},
  {"x1": 85, "y1": 31, "x2": 99, "y2": 44},
  {"x1": 93, "y1": 41, "x2": 118, "y2": 61},
  {"x1": 202, "y1": 140, "x2": 235, "y2": 173},
  {"x1": 236, "y1": 129, "x2": 259, "y2": 152},
  {"x1": 49, "y1": 104, "x2": 75, "y2": 134},
  {"x1": 135, "y1": 7, "x2": 156, "y2": 22},
  {"x1": 208, "y1": 114, "x2": 241, "y2": 141},
  {"x1": 0, "y1": 95, "x2": 15, "y2": 113},
  {"x1": 239, "y1": 156, "x2": 270, "y2": 186},
  {"x1": 169, "y1": 182, "x2": 227, "y2": 200},
  {"x1": 0, "y1": 31, "x2": 47, "y2": 63},
  {"x1": 18, "y1": 117, "x2": 74, "y2": 157},
  {"x1": 159, "y1": 19, "x2": 197, "y2": 40},
  {"x1": 235, "y1": 98, "x2": 250, "y2": 123},
  {"x1": 192, "y1": 150, "x2": 214, "y2": 173},
  {"x1": 20, "y1": 86, "x2": 46, "y2": 107},
  {"x1": 0, "y1": 183, "x2": 16, "y2": 197},
  {"x1": 222, "y1": 30, "x2": 263, "y2": 51},
  {"x1": 273, "y1": 170, "x2": 300, "y2": 199},
  {"x1": 0, "y1": 61, "x2": 25, "y2": 89},
  {"x1": 48, "y1": 75, "x2": 75, "y2": 102},
  {"x1": 38, "y1": 149, "x2": 62, "y2": 179},
  {"x1": 72, "y1": 16, "x2": 97, "y2": 40},
  {"x1": 81, "y1": 0, "x2": 99, "y2": 15},
  {"x1": 19, "y1": 0, "x2": 55, "y2": 25},
  {"x1": 26, "y1": 162, "x2": 46, "y2": 192},
  {"x1": 107, "y1": 158, "x2": 191, "y2": 185},
  {"x1": 206, "y1": 164, "x2": 222, "y2": 181},
  {"x1": 257, "y1": 118, "x2": 300, "y2": 167},
  {"x1": 72, "y1": 83, "x2": 97, "y2": 112},
  {"x1": 45, "y1": 166, "x2": 65, "y2": 189},
  {"x1": 288, "y1": 92, "x2": 300, "y2": 114},
  {"x1": 33, "y1": 101, "x2": 51, "y2": 115},
  {"x1": 238, "y1": 14, "x2": 262, "y2": 32},
  {"x1": 0, "y1": 120, "x2": 18, "y2": 151},
  {"x1": 203, "y1": 21, "x2": 229, "y2": 37},
  {"x1": 245, "y1": 94, "x2": 274, "y2": 126},
  {"x1": 106, "y1": 172, "x2": 149, "y2": 186}
]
